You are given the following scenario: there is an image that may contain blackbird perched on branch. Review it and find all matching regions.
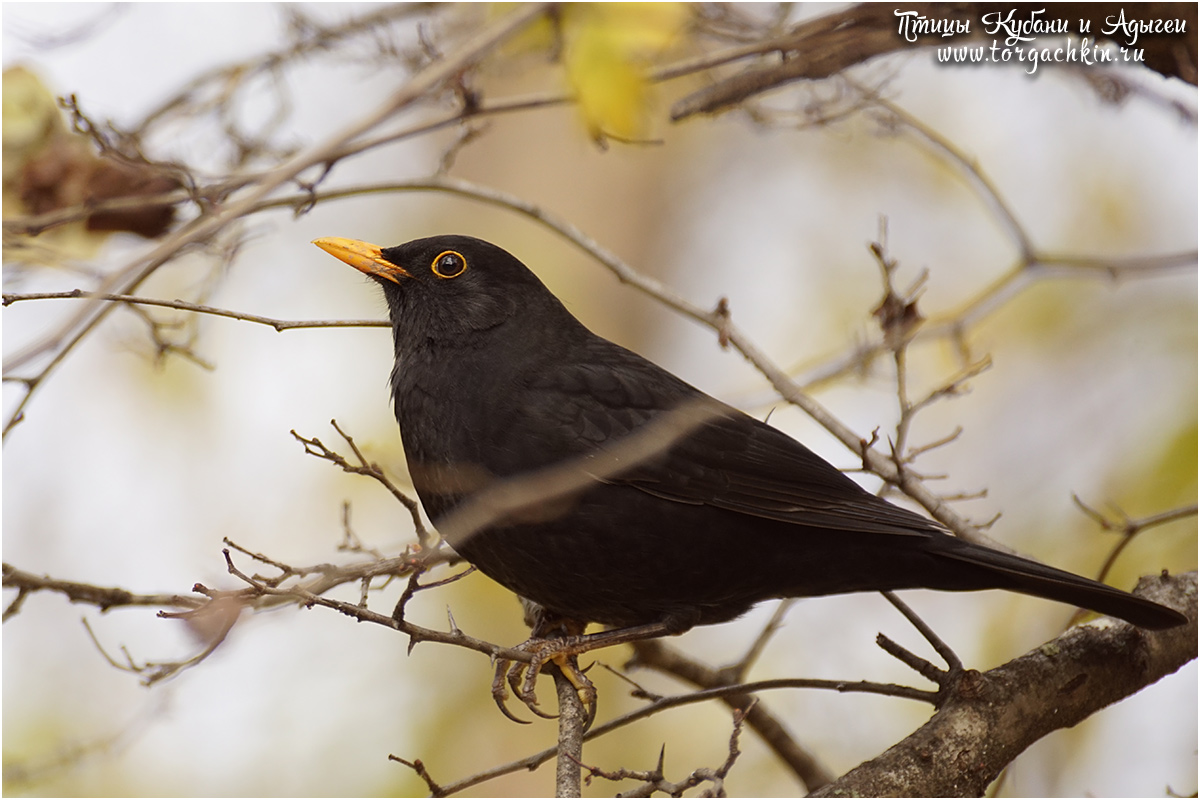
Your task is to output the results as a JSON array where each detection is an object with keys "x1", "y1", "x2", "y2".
[{"x1": 314, "y1": 234, "x2": 1186, "y2": 718}]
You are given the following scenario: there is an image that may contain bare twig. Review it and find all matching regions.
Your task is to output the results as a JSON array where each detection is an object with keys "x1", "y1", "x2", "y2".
[
  {"x1": 292, "y1": 422, "x2": 430, "y2": 546},
  {"x1": 629, "y1": 637, "x2": 836, "y2": 793},
  {"x1": 880, "y1": 591, "x2": 963, "y2": 678},
  {"x1": 577, "y1": 704, "x2": 748, "y2": 796},
  {"x1": 1071, "y1": 497, "x2": 1198, "y2": 585},
  {"x1": 3, "y1": 290, "x2": 389, "y2": 331},
  {"x1": 2, "y1": 563, "x2": 202, "y2": 618},
  {"x1": 729, "y1": 599, "x2": 794, "y2": 683},
  {"x1": 216, "y1": 545, "x2": 536, "y2": 668},
  {"x1": 74, "y1": 588, "x2": 238, "y2": 686},
  {"x1": 388, "y1": 756, "x2": 446, "y2": 797}
]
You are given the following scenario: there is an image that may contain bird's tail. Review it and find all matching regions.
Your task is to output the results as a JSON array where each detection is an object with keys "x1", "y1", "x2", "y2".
[{"x1": 937, "y1": 537, "x2": 1186, "y2": 630}]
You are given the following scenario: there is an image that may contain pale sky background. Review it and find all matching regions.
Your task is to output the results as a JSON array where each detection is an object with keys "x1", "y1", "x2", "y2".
[{"x1": 3, "y1": 4, "x2": 1196, "y2": 797}]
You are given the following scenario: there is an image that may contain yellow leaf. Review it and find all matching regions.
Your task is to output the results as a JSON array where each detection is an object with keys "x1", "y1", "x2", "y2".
[{"x1": 561, "y1": 3, "x2": 687, "y2": 143}]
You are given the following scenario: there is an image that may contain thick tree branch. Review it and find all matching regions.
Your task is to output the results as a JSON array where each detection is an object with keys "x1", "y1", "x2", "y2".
[
  {"x1": 554, "y1": 667, "x2": 585, "y2": 798},
  {"x1": 813, "y1": 571, "x2": 1198, "y2": 797}
]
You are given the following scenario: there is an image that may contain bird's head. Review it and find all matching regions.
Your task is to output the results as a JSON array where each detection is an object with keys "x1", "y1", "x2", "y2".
[{"x1": 314, "y1": 234, "x2": 568, "y2": 343}]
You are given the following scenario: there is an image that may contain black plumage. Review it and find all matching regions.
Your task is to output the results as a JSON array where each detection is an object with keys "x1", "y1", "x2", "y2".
[{"x1": 315, "y1": 234, "x2": 1185, "y2": 633}]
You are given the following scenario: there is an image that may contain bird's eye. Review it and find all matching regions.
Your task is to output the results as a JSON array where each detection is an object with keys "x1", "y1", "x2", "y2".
[{"x1": 431, "y1": 250, "x2": 467, "y2": 279}]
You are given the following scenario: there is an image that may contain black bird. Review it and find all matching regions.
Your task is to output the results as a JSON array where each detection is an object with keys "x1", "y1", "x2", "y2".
[{"x1": 314, "y1": 234, "x2": 1185, "y2": 710}]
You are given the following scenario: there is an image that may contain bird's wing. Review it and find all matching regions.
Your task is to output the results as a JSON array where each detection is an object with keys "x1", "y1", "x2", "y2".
[
  {"x1": 514, "y1": 342, "x2": 945, "y2": 538},
  {"x1": 617, "y1": 410, "x2": 943, "y2": 536}
]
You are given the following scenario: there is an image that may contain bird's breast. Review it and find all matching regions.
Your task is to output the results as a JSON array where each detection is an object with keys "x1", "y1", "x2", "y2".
[{"x1": 390, "y1": 341, "x2": 540, "y2": 516}]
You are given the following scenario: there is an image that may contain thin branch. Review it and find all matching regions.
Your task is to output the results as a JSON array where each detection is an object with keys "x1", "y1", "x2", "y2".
[
  {"x1": 216, "y1": 545, "x2": 539, "y2": 667},
  {"x1": 388, "y1": 756, "x2": 446, "y2": 797},
  {"x1": 134, "y1": 4, "x2": 437, "y2": 131},
  {"x1": 2, "y1": 290, "x2": 388, "y2": 331},
  {"x1": 1, "y1": 682, "x2": 167, "y2": 790},
  {"x1": 575, "y1": 705, "x2": 749, "y2": 796},
  {"x1": 292, "y1": 423, "x2": 430, "y2": 546},
  {"x1": 1072, "y1": 497, "x2": 1198, "y2": 585},
  {"x1": 880, "y1": 592, "x2": 963, "y2": 677},
  {"x1": 729, "y1": 598, "x2": 794, "y2": 683},
  {"x1": 629, "y1": 637, "x2": 836, "y2": 793},
  {"x1": 108, "y1": 596, "x2": 242, "y2": 685},
  {"x1": 2, "y1": 563, "x2": 202, "y2": 616},
  {"x1": 861, "y1": 82, "x2": 1033, "y2": 260},
  {"x1": 1032, "y1": 250, "x2": 1200, "y2": 277}
]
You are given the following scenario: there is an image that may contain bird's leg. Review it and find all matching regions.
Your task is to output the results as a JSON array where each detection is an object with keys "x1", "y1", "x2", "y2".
[
  {"x1": 510, "y1": 641, "x2": 594, "y2": 724},
  {"x1": 492, "y1": 612, "x2": 695, "y2": 726},
  {"x1": 492, "y1": 610, "x2": 590, "y2": 724},
  {"x1": 491, "y1": 607, "x2": 586, "y2": 724}
]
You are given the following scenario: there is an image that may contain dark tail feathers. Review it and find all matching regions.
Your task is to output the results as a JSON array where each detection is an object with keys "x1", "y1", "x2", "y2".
[{"x1": 939, "y1": 538, "x2": 1186, "y2": 630}]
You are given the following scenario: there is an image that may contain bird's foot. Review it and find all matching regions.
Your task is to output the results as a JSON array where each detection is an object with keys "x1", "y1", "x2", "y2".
[
  {"x1": 491, "y1": 636, "x2": 598, "y2": 728},
  {"x1": 489, "y1": 616, "x2": 690, "y2": 726}
]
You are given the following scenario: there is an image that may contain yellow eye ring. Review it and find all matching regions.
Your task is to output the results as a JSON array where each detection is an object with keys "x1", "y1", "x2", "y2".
[{"x1": 431, "y1": 250, "x2": 467, "y2": 279}]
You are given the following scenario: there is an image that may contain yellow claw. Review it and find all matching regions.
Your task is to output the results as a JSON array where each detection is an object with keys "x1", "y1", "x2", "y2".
[{"x1": 550, "y1": 654, "x2": 598, "y2": 730}]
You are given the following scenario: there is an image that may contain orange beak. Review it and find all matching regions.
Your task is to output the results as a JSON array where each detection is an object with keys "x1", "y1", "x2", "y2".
[{"x1": 312, "y1": 237, "x2": 411, "y2": 284}]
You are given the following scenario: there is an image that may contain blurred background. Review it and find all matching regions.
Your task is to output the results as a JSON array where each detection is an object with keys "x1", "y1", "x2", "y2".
[{"x1": 3, "y1": 3, "x2": 1196, "y2": 796}]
